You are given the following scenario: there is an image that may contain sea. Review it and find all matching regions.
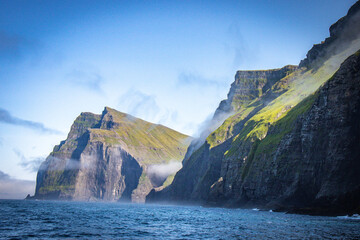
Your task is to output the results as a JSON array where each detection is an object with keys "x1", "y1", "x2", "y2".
[{"x1": 1, "y1": 199, "x2": 359, "y2": 239}]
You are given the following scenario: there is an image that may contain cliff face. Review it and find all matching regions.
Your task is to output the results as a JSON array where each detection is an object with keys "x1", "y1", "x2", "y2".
[
  {"x1": 147, "y1": 65, "x2": 297, "y2": 203},
  {"x1": 35, "y1": 107, "x2": 191, "y2": 202},
  {"x1": 299, "y1": 1, "x2": 360, "y2": 69},
  {"x1": 209, "y1": 50, "x2": 360, "y2": 215},
  {"x1": 147, "y1": 2, "x2": 360, "y2": 215},
  {"x1": 215, "y1": 65, "x2": 297, "y2": 117}
]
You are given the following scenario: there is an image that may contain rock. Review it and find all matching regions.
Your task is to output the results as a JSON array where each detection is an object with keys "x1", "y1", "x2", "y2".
[
  {"x1": 25, "y1": 194, "x2": 34, "y2": 200},
  {"x1": 147, "y1": 1, "x2": 360, "y2": 216},
  {"x1": 34, "y1": 107, "x2": 191, "y2": 202},
  {"x1": 146, "y1": 65, "x2": 297, "y2": 204},
  {"x1": 299, "y1": 1, "x2": 360, "y2": 69},
  {"x1": 232, "y1": 49, "x2": 360, "y2": 216}
]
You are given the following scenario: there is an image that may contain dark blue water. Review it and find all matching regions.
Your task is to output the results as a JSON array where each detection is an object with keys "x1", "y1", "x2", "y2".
[{"x1": 1, "y1": 200, "x2": 359, "y2": 239}]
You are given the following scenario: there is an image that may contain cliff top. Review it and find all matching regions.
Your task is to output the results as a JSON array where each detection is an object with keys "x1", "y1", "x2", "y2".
[
  {"x1": 55, "y1": 106, "x2": 192, "y2": 164},
  {"x1": 235, "y1": 65, "x2": 297, "y2": 74}
]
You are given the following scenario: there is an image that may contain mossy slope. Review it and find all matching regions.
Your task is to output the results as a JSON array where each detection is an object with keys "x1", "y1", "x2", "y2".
[
  {"x1": 148, "y1": 2, "x2": 360, "y2": 215},
  {"x1": 35, "y1": 107, "x2": 191, "y2": 202}
]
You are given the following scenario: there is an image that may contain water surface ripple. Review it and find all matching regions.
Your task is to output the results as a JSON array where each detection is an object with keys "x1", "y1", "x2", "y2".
[{"x1": 1, "y1": 200, "x2": 359, "y2": 239}]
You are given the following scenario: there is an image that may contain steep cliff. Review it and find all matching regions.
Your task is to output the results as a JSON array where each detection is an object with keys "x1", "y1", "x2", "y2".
[
  {"x1": 208, "y1": 50, "x2": 360, "y2": 215},
  {"x1": 35, "y1": 107, "x2": 191, "y2": 202},
  {"x1": 147, "y1": 65, "x2": 298, "y2": 203},
  {"x1": 299, "y1": 1, "x2": 360, "y2": 69},
  {"x1": 147, "y1": 2, "x2": 360, "y2": 215}
]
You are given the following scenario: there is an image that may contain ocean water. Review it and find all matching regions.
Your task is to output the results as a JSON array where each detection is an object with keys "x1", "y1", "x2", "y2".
[{"x1": 1, "y1": 200, "x2": 359, "y2": 239}]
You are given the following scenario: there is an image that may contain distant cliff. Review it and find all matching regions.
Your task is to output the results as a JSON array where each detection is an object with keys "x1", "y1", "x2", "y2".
[
  {"x1": 207, "y1": 50, "x2": 360, "y2": 215},
  {"x1": 147, "y1": 1, "x2": 360, "y2": 216},
  {"x1": 34, "y1": 107, "x2": 191, "y2": 202},
  {"x1": 299, "y1": 1, "x2": 360, "y2": 69},
  {"x1": 147, "y1": 65, "x2": 298, "y2": 203}
]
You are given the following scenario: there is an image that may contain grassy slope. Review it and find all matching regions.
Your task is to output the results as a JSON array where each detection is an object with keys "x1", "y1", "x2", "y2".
[
  {"x1": 37, "y1": 107, "x2": 191, "y2": 197},
  {"x1": 224, "y1": 38, "x2": 360, "y2": 161},
  {"x1": 90, "y1": 107, "x2": 191, "y2": 164},
  {"x1": 178, "y1": 39, "x2": 360, "y2": 203},
  {"x1": 175, "y1": 39, "x2": 360, "y2": 204}
]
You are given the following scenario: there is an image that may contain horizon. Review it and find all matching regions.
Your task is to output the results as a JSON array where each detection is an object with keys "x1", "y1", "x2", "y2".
[{"x1": 0, "y1": 0, "x2": 357, "y2": 199}]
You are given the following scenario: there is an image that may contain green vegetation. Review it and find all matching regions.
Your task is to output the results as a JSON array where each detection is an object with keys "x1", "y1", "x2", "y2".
[
  {"x1": 207, "y1": 105, "x2": 256, "y2": 148},
  {"x1": 138, "y1": 172, "x2": 148, "y2": 184},
  {"x1": 241, "y1": 139, "x2": 260, "y2": 180},
  {"x1": 229, "y1": 46, "x2": 359, "y2": 183},
  {"x1": 72, "y1": 113, "x2": 102, "y2": 132},
  {"x1": 185, "y1": 144, "x2": 206, "y2": 169},
  {"x1": 37, "y1": 106, "x2": 192, "y2": 199},
  {"x1": 90, "y1": 129, "x2": 120, "y2": 145},
  {"x1": 38, "y1": 167, "x2": 79, "y2": 195},
  {"x1": 255, "y1": 93, "x2": 317, "y2": 154},
  {"x1": 221, "y1": 48, "x2": 349, "y2": 160},
  {"x1": 38, "y1": 185, "x2": 75, "y2": 194},
  {"x1": 162, "y1": 174, "x2": 175, "y2": 187},
  {"x1": 95, "y1": 107, "x2": 191, "y2": 164}
]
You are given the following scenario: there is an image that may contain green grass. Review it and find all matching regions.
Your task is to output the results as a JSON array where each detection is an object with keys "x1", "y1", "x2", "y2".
[
  {"x1": 162, "y1": 174, "x2": 175, "y2": 187},
  {"x1": 76, "y1": 107, "x2": 193, "y2": 164},
  {"x1": 138, "y1": 172, "x2": 148, "y2": 184},
  {"x1": 38, "y1": 185, "x2": 75, "y2": 194},
  {"x1": 185, "y1": 144, "x2": 206, "y2": 169},
  {"x1": 38, "y1": 106, "x2": 192, "y2": 199},
  {"x1": 206, "y1": 99, "x2": 264, "y2": 149},
  {"x1": 207, "y1": 66, "x2": 299, "y2": 151},
  {"x1": 221, "y1": 46, "x2": 353, "y2": 160},
  {"x1": 255, "y1": 92, "x2": 317, "y2": 154},
  {"x1": 241, "y1": 139, "x2": 260, "y2": 180},
  {"x1": 93, "y1": 107, "x2": 192, "y2": 163},
  {"x1": 73, "y1": 112, "x2": 102, "y2": 130}
]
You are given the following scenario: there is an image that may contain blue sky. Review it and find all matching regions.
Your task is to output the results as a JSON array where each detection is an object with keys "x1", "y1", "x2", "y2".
[{"x1": 0, "y1": 0, "x2": 357, "y2": 187}]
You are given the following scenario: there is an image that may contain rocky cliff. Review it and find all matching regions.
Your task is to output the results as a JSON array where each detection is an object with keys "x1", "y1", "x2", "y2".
[
  {"x1": 208, "y1": 50, "x2": 360, "y2": 215},
  {"x1": 147, "y1": 2, "x2": 360, "y2": 215},
  {"x1": 147, "y1": 65, "x2": 298, "y2": 203},
  {"x1": 34, "y1": 107, "x2": 191, "y2": 202},
  {"x1": 299, "y1": 1, "x2": 360, "y2": 69}
]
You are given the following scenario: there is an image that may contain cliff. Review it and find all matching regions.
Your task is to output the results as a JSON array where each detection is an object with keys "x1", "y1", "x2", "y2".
[
  {"x1": 34, "y1": 107, "x2": 191, "y2": 202},
  {"x1": 208, "y1": 50, "x2": 360, "y2": 215},
  {"x1": 147, "y1": 2, "x2": 360, "y2": 215},
  {"x1": 299, "y1": 1, "x2": 360, "y2": 69},
  {"x1": 147, "y1": 65, "x2": 298, "y2": 203}
]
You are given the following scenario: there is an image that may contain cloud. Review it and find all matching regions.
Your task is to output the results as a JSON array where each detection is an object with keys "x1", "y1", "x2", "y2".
[
  {"x1": 13, "y1": 149, "x2": 45, "y2": 173},
  {"x1": 0, "y1": 170, "x2": 35, "y2": 199},
  {"x1": 147, "y1": 161, "x2": 182, "y2": 179},
  {"x1": 227, "y1": 22, "x2": 247, "y2": 67},
  {"x1": 183, "y1": 108, "x2": 234, "y2": 160},
  {"x1": 66, "y1": 67, "x2": 105, "y2": 94},
  {"x1": 224, "y1": 22, "x2": 259, "y2": 69},
  {"x1": 147, "y1": 161, "x2": 182, "y2": 187},
  {"x1": 119, "y1": 89, "x2": 160, "y2": 118},
  {"x1": 177, "y1": 72, "x2": 223, "y2": 87},
  {"x1": 118, "y1": 89, "x2": 182, "y2": 130},
  {"x1": 0, "y1": 108, "x2": 62, "y2": 134},
  {"x1": 0, "y1": 170, "x2": 10, "y2": 180},
  {"x1": 38, "y1": 156, "x2": 92, "y2": 172}
]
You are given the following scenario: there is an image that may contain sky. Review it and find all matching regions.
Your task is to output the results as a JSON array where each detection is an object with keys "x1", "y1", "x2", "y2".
[{"x1": 0, "y1": 0, "x2": 357, "y2": 197}]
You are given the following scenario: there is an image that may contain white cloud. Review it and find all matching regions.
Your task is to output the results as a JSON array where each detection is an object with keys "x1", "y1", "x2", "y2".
[{"x1": 0, "y1": 171, "x2": 35, "y2": 199}]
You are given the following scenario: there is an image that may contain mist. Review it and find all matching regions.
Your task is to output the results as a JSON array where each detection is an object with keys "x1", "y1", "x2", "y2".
[
  {"x1": 183, "y1": 105, "x2": 234, "y2": 162},
  {"x1": 188, "y1": 6, "x2": 360, "y2": 160},
  {"x1": 13, "y1": 149, "x2": 45, "y2": 173},
  {"x1": 147, "y1": 161, "x2": 182, "y2": 187},
  {"x1": 38, "y1": 156, "x2": 84, "y2": 172},
  {"x1": 0, "y1": 171, "x2": 35, "y2": 199}
]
